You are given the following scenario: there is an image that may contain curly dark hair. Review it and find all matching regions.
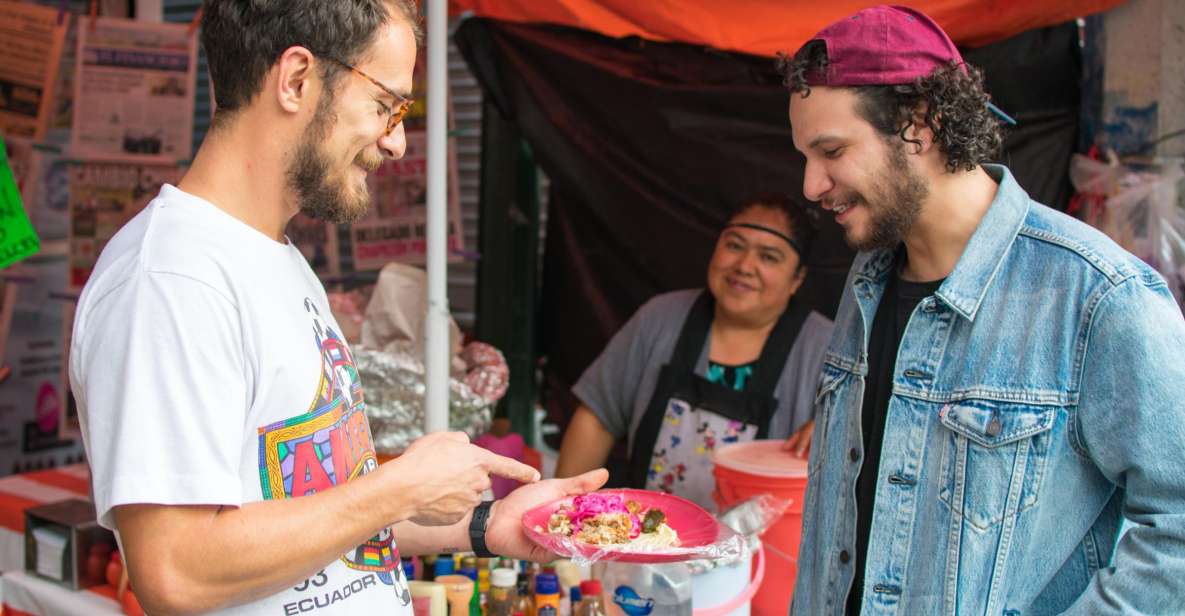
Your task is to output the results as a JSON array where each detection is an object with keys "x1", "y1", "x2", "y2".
[
  {"x1": 776, "y1": 44, "x2": 1003, "y2": 173},
  {"x1": 202, "y1": 0, "x2": 422, "y2": 127},
  {"x1": 726, "y1": 193, "x2": 820, "y2": 262}
]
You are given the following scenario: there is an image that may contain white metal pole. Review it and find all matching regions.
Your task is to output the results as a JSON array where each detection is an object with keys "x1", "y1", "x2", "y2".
[{"x1": 424, "y1": 0, "x2": 449, "y2": 434}]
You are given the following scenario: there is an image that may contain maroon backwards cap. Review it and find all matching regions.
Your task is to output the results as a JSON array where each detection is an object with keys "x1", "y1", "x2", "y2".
[{"x1": 802, "y1": 5, "x2": 964, "y2": 87}]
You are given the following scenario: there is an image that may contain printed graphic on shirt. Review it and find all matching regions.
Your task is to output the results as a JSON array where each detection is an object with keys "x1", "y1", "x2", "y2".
[{"x1": 257, "y1": 299, "x2": 408, "y2": 600}]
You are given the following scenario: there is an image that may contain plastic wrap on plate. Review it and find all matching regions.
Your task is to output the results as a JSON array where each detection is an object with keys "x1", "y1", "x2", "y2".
[
  {"x1": 521, "y1": 489, "x2": 744, "y2": 566},
  {"x1": 685, "y1": 494, "x2": 791, "y2": 574},
  {"x1": 354, "y1": 346, "x2": 492, "y2": 455}
]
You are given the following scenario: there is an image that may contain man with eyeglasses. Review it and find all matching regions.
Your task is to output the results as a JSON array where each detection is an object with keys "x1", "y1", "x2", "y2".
[{"x1": 68, "y1": 2, "x2": 607, "y2": 614}]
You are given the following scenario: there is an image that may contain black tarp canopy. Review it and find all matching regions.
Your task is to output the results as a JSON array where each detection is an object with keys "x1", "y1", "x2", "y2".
[{"x1": 455, "y1": 19, "x2": 1083, "y2": 435}]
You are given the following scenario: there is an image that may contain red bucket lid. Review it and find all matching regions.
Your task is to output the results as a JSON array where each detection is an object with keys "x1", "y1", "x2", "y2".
[{"x1": 712, "y1": 440, "x2": 808, "y2": 478}]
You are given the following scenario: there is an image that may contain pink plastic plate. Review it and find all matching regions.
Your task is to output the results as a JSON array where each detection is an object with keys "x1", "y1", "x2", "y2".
[{"x1": 521, "y1": 488, "x2": 736, "y2": 563}]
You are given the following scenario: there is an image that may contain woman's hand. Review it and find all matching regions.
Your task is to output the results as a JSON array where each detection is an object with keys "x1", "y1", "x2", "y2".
[{"x1": 782, "y1": 419, "x2": 814, "y2": 458}]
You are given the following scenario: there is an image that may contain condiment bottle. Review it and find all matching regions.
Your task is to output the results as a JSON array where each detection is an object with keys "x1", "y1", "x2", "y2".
[
  {"x1": 435, "y1": 574, "x2": 475, "y2": 616},
  {"x1": 488, "y1": 567, "x2": 518, "y2": 616},
  {"x1": 512, "y1": 573, "x2": 534, "y2": 616},
  {"x1": 577, "y1": 580, "x2": 606, "y2": 616},
  {"x1": 534, "y1": 573, "x2": 561, "y2": 616}
]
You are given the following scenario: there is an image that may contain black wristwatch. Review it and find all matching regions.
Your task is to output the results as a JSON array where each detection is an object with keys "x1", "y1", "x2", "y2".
[{"x1": 469, "y1": 501, "x2": 497, "y2": 557}]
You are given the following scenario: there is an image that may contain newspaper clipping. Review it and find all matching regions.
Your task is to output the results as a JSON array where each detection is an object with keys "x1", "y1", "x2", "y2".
[
  {"x1": 0, "y1": 255, "x2": 85, "y2": 475},
  {"x1": 67, "y1": 161, "x2": 182, "y2": 290},
  {"x1": 71, "y1": 17, "x2": 197, "y2": 162},
  {"x1": 0, "y1": 1, "x2": 68, "y2": 140}
]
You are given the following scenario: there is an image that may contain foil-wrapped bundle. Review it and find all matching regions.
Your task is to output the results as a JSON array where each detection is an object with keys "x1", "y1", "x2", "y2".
[{"x1": 355, "y1": 346, "x2": 493, "y2": 455}]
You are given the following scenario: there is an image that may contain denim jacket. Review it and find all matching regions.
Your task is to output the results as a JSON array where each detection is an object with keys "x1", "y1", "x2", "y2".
[{"x1": 792, "y1": 165, "x2": 1185, "y2": 615}]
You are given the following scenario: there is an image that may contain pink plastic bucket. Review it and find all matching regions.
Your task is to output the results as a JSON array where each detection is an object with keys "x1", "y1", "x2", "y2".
[
  {"x1": 692, "y1": 544, "x2": 765, "y2": 616},
  {"x1": 712, "y1": 441, "x2": 809, "y2": 616}
]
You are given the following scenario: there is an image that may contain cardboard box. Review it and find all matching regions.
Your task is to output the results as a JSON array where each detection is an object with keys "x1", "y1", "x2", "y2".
[{"x1": 24, "y1": 498, "x2": 115, "y2": 590}]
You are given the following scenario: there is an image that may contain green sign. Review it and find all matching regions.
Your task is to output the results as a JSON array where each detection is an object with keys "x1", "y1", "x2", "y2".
[{"x1": 0, "y1": 133, "x2": 40, "y2": 269}]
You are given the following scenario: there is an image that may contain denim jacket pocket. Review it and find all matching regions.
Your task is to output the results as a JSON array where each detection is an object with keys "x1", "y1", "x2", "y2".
[
  {"x1": 937, "y1": 399, "x2": 1057, "y2": 532},
  {"x1": 810, "y1": 364, "x2": 848, "y2": 475}
]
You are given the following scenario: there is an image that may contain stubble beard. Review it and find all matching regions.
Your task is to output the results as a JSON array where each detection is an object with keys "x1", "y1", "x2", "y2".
[
  {"x1": 289, "y1": 96, "x2": 377, "y2": 225},
  {"x1": 847, "y1": 140, "x2": 929, "y2": 252}
]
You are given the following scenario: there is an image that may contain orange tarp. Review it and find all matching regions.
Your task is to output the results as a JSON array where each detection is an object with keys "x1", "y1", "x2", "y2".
[{"x1": 448, "y1": 0, "x2": 1125, "y2": 56}]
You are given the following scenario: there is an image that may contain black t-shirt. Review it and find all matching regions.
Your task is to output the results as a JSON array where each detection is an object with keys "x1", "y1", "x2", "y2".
[{"x1": 846, "y1": 259, "x2": 944, "y2": 616}]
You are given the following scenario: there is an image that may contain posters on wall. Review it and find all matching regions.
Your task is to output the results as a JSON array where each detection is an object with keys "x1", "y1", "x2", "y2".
[
  {"x1": 0, "y1": 280, "x2": 14, "y2": 365},
  {"x1": 70, "y1": 17, "x2": 197, "y2": 162},
  {"x1": 349, "y1": 55, "x2": 465, "y2": 271},
  {"x1": 28, "y1": 0, "x2": 129, "y2": 138},
  {"x1": 0, "y1": 255, "x2": 86, "y2": 475},
  {"x1": 67, "y1": 161, "x2": 182, "y2": 290},
  {"x1": 4, "y1": 135, "x2": 67, "y2": 251},
  {"x1": 285, "y1": 213, "x2": 341, "y2": 279},
  {"x1": 0, "y1": 0, "x2": 69, "y2": 140},
  {"x1": 351, "y1": 130, "x2": 465, "y2": 269},
  {"x1": 19, "y1": 144, "x2": 69, "y2": 248}
]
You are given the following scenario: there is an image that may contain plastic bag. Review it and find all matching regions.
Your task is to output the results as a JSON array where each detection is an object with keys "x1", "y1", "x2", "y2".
[
  {"x1": 684, "y1": 494, "x2": 791, "y2": 574},
  {"x1": 1070, "y1": 155, "x2": 1185, "y2": 310},
  {"x1": 460, "y1": 341, "x2": 510, "y2": 403},
  {"x1": 521, "y1": 489, "x2": 745, "y2": 567},
  {"x1": 361, "y1": 262, "x2": 467, "y2": 377}
]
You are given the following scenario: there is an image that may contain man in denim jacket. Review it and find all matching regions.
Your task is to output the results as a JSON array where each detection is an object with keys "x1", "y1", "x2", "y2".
[{"x1": 780, "y1": 6, "x2": 1185, "y2": 615}]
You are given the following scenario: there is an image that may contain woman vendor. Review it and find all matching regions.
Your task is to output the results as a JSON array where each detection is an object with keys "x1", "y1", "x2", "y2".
[{"x1": 555, "y1": 195, "x2": 833, "y2": 510}]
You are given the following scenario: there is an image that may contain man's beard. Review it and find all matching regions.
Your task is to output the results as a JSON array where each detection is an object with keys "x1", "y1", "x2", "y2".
[
  {"x1": 288, "y1": 98, "x2": 382, "y2": 224},
  {"x1": 845, "y1": 140, "x2": 929, "y2": 252}
]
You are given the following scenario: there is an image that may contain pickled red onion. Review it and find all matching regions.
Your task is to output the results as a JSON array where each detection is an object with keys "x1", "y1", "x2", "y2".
[{"x1": 566, "y1": 493, "x2": 643, "y2": 539}]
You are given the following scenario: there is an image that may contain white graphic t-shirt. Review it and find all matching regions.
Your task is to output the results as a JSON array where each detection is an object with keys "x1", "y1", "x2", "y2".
[{"x1": 70, "y1": 185, "x2": 412, "y2": 615}]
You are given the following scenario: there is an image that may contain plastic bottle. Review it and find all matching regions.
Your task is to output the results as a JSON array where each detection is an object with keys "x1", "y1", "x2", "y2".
[
  {"x1": 578, "y1": 581, "x2": 606, "y2": 616},
  {"x1": 423, "y1": 554, "x2": 439, "y2": 581},
  {"x1": 435, "y1": 574, "x2": 476, "y2": 616},
  {"x1": 534, "y1": 573, "x2": 562, "y2": 616},
  {"x1": 410, "y1": 581, "x2": 448, "y2": 616},
  {"x1": 600, "y1": 562, "x2": 691, "y2": 616},
  {"x1": 458, "y1": 568, "x2": 481, "y2": 616},
  {"x1": 488, "y1": 568, "x2": 518, "y2": 616},
  {"x1": 478, "y1": 566, "x2": 492, "y2": 615},
  {"x1": 565, "y1": 586, "x2": 582, "y2": 616},
  {"x1": 525, "y1": 561, "x2": 542, "y2": 597},
  {"x1": 554, "y1": 561, "x2": 583, "y2": 597},
  {"x1": 513, "y1": 573, "x2": 534, "y2": 616},
  {"x1": 435, "y1": 556, "x2": 457, "y2": 579}
]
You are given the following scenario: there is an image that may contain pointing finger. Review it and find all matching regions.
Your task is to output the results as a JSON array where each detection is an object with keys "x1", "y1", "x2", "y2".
[{"x1": 481, "y1": 450, "x2": 541, "y2": 483}]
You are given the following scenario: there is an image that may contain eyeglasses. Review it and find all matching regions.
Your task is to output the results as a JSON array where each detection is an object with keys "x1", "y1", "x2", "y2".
[{"x1": 320, "y1": 55, "x2": 414, "y2": 136}]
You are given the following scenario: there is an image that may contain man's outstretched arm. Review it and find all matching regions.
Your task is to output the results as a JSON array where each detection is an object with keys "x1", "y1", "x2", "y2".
[
  {"x1": 394, "y1": 468, "x2": 609, "y2": 559},
  {"x1": 117, "y1": 432, "x2": 539, "y2": 616}
]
